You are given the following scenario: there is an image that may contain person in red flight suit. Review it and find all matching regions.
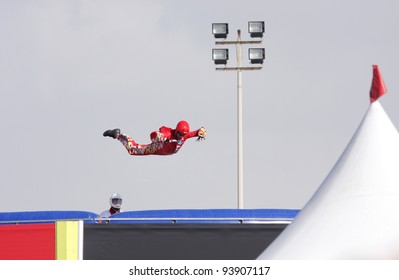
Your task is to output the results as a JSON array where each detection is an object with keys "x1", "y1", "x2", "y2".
[{"x1": 103, "y1": 120, "x2": 206, "y2": 156}]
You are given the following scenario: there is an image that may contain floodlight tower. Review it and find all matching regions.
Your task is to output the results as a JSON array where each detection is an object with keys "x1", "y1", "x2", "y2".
[{"x1": 212, "y1": 21, "x2": 265, "y2": 209}]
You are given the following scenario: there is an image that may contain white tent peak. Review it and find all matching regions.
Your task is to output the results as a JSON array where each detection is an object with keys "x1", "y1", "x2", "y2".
[{"x1": 258, "y1": 101, "x2": 399, "y2": 259}]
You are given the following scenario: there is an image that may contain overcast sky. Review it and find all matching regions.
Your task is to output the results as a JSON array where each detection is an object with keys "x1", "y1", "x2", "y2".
[{"x1": 1, "y1": 0, "x2": 399, "y2": 214}]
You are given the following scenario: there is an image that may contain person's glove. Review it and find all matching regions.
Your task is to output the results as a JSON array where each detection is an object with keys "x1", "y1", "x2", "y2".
[{"x1": 197, "y1": 127, "x2": 207, "y2": 141}]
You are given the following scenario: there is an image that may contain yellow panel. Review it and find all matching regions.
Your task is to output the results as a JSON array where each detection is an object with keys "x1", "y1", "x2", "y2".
[{"x1": 56, "y1": 221, "x2": 79, "y2": 260}]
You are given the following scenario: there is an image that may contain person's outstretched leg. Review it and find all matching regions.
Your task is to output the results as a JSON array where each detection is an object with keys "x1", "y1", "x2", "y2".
[
  {"x1": 103, "y1": 128, "x2": 142, "y2": 155},
  {"x1": 104, "y1": 129, "x2": 165, "y2": 155},
  {"x1": 119, "y1": 131, "x2": 164, "y2": 155},
  {"x1": 117, "y1": 132, "x2": 146, "y2": 155}
]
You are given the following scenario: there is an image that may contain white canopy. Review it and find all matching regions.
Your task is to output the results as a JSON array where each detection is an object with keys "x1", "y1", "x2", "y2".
[{"x1": 258, "y1": 101, "x2": 399, "y2": 259}]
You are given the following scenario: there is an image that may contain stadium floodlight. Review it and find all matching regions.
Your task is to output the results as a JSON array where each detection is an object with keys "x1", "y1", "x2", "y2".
[
  {"x1": 248, "y1": 21, "x2": 265, "y2": 38},
  {"x1": 212, "y1": 22, "x2": 265, "y2": 210},
  {"x1": 212, "y1": 23, "x2": 229, "y2": 39},
  {"x1": 248, "y1": 48, "x2": 265, "y2": 64},
  {"x1": 212, "y1": 49, "x2": 229, "y2": 65}
]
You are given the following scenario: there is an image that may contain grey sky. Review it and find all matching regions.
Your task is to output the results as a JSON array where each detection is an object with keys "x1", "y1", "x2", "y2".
[{"x1": 1, "y1": 0, "x2": 399, "y2": 214}]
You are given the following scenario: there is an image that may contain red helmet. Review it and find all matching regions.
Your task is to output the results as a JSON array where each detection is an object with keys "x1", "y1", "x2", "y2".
[{"x1": 175, "y1": 120, "x2": 190, "y2": 136}]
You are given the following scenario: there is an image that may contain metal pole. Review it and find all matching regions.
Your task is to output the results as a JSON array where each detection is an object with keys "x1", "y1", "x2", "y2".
[
  {"x1": 236, "y1": 30, "x2": 244, "y2": 209},
  {"x1": 214, "y1": 27, "x2": 263, "y2": 209}
]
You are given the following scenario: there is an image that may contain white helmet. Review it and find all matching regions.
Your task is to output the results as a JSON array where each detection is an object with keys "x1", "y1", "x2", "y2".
[{"x1": 109, "y1": 193, "x2": 122, "y2": 209}]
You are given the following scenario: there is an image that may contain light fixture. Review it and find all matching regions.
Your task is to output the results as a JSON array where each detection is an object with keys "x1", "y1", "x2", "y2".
[
  {"x1": 212, "y1": 49, "x2": 229, "y2": 65},
  {"x1": 248, "y1": 21, "x2": 265, "y2": 38},
  {"x1": 212, "y1": 23, "x2": 229, "y2": 39},
  {"x1": 248, "y1": 48, "x2": 265, "y2": 64}
]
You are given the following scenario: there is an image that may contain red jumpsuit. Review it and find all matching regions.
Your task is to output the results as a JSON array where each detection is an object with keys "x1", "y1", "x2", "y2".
[{"x1": 117, "y1": 125, "x2": 203, "y2": 156}]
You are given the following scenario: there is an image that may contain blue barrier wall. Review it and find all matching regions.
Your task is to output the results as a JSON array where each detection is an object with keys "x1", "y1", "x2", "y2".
[
  {"x1": 108, "y1": 209, "x2": 299, "y2": 224},
  {"x1": 0, "y1": 211, "x2": 99, "y2": 224}
]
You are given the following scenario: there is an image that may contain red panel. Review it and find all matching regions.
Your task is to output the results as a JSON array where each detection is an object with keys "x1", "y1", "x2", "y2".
[{"x1": 0, "y1": 224, "x2": 55, "y2": 260}]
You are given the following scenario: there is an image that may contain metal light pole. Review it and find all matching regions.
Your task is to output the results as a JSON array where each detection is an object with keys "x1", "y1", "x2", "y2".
[
  {"x1": 213, "y1": 23, "x2": 264, "y2": 209},
  {"x1": 236, "y1": 30, "x2": 244, "y2": 209}
]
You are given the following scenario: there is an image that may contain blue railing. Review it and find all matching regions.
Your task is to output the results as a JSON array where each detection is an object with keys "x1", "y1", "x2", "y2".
[{"x1": 0, "y1": 209, "x2": 300, "y2": 225}]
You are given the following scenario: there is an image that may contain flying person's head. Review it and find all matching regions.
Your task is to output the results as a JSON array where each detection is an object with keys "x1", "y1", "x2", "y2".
[{"x1": 175, "y1": 120, "x2": 189, "y2": 139}]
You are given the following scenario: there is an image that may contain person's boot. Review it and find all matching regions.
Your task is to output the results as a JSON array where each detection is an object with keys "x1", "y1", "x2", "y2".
[{"x1": 103, "y1": 128, "x2": 120, "y2": 139}]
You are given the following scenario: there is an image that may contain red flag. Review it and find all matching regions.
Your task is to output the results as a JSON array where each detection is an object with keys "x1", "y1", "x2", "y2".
[{"x1": 370, "y1": 65, "x2": 387, "y2": 103}]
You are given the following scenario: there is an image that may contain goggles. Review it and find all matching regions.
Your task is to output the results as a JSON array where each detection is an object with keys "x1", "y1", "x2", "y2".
[{"x1": 112, "y1": 198, "x2": 122, "y2": 205}]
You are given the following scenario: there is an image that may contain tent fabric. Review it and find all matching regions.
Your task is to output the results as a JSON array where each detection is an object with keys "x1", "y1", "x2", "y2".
[
  {"x1": 258, "y1": 101, "x2": 399, "y2": 259},
  {"x1": 0, "y1": 211, "x2": 99, "y2": 224},
  {"x1": 108, "y1": 209, "x2": 299, "y2": 224}
]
